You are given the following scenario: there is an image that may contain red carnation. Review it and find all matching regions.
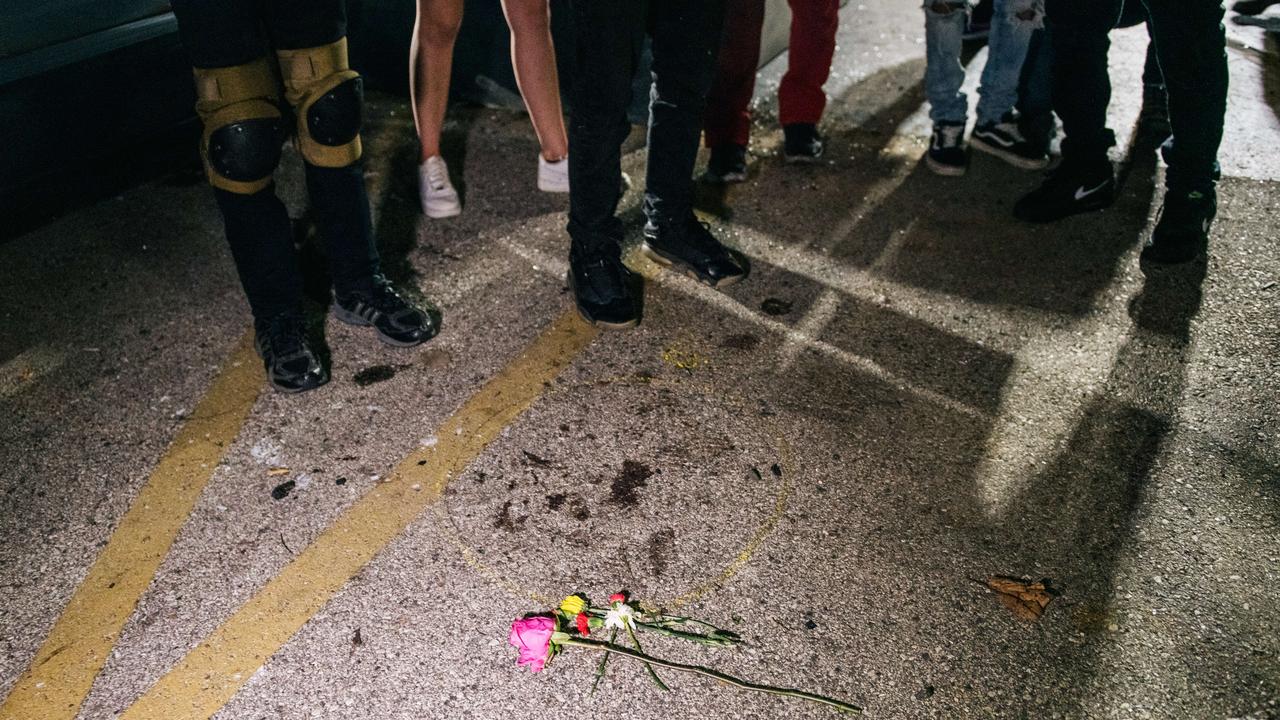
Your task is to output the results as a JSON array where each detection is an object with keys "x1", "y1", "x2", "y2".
[
  {"x1": 609, "y1": 593, "x2": 627, "y2": 604},
  {"x1": 575, "y1": 612, "x2": 590, "y2": 635}
]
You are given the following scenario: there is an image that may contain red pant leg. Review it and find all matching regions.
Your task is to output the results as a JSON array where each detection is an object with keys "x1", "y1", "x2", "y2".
[
  {"x1": 778, "y1": 0, "x2": 839, "y2": 126},
  {"x1": 703, "y1": 0, "x2": 767, "y2": 147}
]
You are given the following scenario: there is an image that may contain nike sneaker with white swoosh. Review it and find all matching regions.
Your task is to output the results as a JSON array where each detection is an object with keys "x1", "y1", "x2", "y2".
[
  {"x1": 1013, "y1": 158, "x2": 1116, "y2": 223},
  {"x1": 1142, "y1": 188, "x2": 1216, "y2": 265}
]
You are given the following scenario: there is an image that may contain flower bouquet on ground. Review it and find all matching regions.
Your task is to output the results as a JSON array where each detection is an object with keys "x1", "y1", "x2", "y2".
[{"x1": 507, "y1": 592, "x2": 861, "y2": 715}]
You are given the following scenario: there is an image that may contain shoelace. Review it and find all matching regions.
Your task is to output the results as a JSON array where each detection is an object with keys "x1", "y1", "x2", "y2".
[
  {"x1": 425, "y1": 160, "x2": 450, "y2": 191},
  {"x1": 580, "y1": 256, "x2": 631, "y2": 300},
  {"x1": 263, "y1": 316, "x2": 307, "y2": 358}
]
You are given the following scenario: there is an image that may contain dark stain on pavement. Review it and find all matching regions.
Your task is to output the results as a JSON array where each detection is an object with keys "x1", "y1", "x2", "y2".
[
  {"x1": 761, "y1": 298, "x2": 793, "y2": 316},
  {"x1": 647, "y1": 528, "x2": 675, "y2": 577},
  {"x1": 570, "y1": 496, "x2": 590, "y2": 521},
  {"x1": 721, "y1": 333, "x2": 760, "y2": 351},
  {"x1": 546, "y1": 493, "x2": 567, "y2": 510},
  {"x1": 271, "y1": 479, "x2": 295, "y2": 500},
  {"x1": 493, "y1": 500, "x2": 526, "y2": 532},
  {"x1": 353, "y1": 364, "x2": 397, "y2": 386},
  {"x1": 610, "y1": 460, "x2": 653, "y2": 506}
]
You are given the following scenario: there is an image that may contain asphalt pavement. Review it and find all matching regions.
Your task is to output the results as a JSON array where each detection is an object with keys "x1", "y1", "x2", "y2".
[{"x1": 1, "y1": 6, "x2": 1277, "y2": 720}]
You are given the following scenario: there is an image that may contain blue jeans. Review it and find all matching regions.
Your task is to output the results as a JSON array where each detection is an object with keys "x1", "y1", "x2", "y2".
[{"x1": 923, "y1": 0, "x2": 1043, "y2": 126}]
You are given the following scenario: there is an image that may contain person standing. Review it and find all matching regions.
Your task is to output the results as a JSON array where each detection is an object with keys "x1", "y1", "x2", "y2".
[
  {"x1": 410, "y1": 0, "x2": 571, "y2": 218},
  {"x1": 922, "y1": 0, "x2": 1048, "y2": 176},
  {"x1": 702, "y1": 0, "x2": 840, "y2": 183},
  {"x1": 566, "y1": 0, "x2": 748, "y2": 329},
  {"x1": 1013, "y1": 0, "x2": 1227, "y2": 265},
  {"x1": 171, "y1": 0, "x2": 439, "y2": 394}
]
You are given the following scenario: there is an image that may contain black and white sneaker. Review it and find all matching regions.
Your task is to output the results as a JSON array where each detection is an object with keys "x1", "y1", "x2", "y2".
[
  {"x1": 926, "y1": 123, "x2": 968, "y2": 176},
  {"x1": 1013, "y1": 157, "x2": 1116, "y2": 223},
  {"x1": 334, "y1": 276, "x2": 440, "y2": 347},
  {"x1": 641, "y1": 216, "x2": 748, "y2": 288},
  {"x1": 254, "y1": 312, "x2": 329, "y2": 394},
  {"x1": 1142, "y1": 188, "x2": 1216, "y2": 265},
  {"x1": 783, "y1": 123, "x2": 824, "y2": 163},
  {"x1": 568, "y1": 243, "x2": 641, "y2": 330},
  {"x1": 703, "y1": 144, "x2": 748, "y2": 184},
  {"x1": 972, "y1": 115, "x2": 1050, "y2": 169}
]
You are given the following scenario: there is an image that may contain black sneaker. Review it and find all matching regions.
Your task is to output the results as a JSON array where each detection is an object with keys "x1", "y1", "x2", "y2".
[
  {"x1": 783, "y1": 123, "x2": 824, "y2": 163},
  {"x1": 1142, "y1": 188, "x2": 1216, "y2": 265},
  {"x1": 926, "y1": 123, "x2": 968, "y2": 176},
  {"x1": 568, "y1": 244, "x2": 641, "y2": 330},
  {"x1": 254, "y1": 312, "x2": 329, "y2": 394},
  {"x1": 1013, "y1": 158, "x2": 1116, "y2": 223},
  {"x1": 334, "y1": 276, "x2": 440, "y2": 347},
  {"x1": 703, "y1": 144, "x2": 748, "y2": 184},
  {"x1": 642, "y1": 216, "x2": 748, "y2": 288},
  {"x1": 972, "y1": 114, "x2": 1050, "y2": 169},
  {"x1": 1233, "y1": 0, "x2": 1278, "y2": 15}
]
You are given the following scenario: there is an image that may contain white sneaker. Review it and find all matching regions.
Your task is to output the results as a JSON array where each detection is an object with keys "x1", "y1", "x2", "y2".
[
  {"x1": 537, "y1": 154, "x2": 569, "y2": 193},
  {"x1": 419, "y1": 156, "x2": 461, "y2": 218}
]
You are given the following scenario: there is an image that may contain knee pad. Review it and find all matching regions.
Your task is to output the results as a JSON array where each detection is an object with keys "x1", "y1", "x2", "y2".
[
  {"x1": 193, "y1": 58, "x2": 285, "y2": 194},
  {"x1": 276, "y1": 38, "x2": 364, "y2": 167}
]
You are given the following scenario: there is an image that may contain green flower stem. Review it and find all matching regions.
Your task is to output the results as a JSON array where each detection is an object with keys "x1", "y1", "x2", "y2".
[
  {"x1": 562, "y1": 638, "x2": 862, "y2": 715},
  {"x1": 590, "y1": 628, "x2": 618, "y2": 695},
  {"x1": 624, "y1": 624, "x2": 669, "y2": 692},
  {"x1": 582, "y1": 610, "x2": 738, "y2": 646}
]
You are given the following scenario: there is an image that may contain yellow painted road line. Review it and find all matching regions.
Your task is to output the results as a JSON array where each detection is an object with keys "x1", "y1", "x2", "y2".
[
  {"x1": 0, "y1": 332, "x2": 262, "y2": 720},
  {"x1": 120, "y1": 309, "x2": 597, "y2": 720}
]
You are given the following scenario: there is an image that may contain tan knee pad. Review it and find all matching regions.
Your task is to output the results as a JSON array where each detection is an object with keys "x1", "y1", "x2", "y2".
[
  {"x1": 193, "y1": 58, "x2": 285, "y2": 194},
  {"x1": 276, "y1": 37, "x2": 364, "y2": 167}
]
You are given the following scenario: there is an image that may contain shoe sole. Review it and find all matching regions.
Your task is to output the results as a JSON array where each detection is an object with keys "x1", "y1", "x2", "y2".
[
  {"x1": 333, "y1": 305, "x2": 432, "y2": 347},
  {"x1": 565, "y1": 271, "x2": 640, "y2": 330},
  {"x1": 268, "y1": 374, "x2": 330, "y2": 394},
  {"x1": 971, "y1": 136, "x2": 1050, "y2": 170},
  {"x1": 640, "y1": 240, "x2": 745, "y2": 289},
  {"x1": 1014, "y1": 194, "x2": 1115, "y2": 223},
  {"x1": 702, "y1": 170, "x2": 748, "y2": 185},
  {"x1": 537, "y1": 181, "x2": 570, "y2": 193},
  {"x1": 784, "y1": 152, "x2": 823, "y2": 165},
  {"x1": 926, "y1": 155, "x2": 967, "y2": 177}
]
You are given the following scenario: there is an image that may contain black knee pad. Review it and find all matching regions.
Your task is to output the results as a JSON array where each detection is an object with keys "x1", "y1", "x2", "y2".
[
  {"x1": 277, "y1": 38, "x2": 364, "y2": 167},
  {"x1": 208, "y1": 116, "x2": 285, "y2": 184},
  {"x1": 193, "y1": 58, "x2": 284, "y2": 193},
  {"x1": 305, "y1": 76, "x2": 364, "y2": 148}
]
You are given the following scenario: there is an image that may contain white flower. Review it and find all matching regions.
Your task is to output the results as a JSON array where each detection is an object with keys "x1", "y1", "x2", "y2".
[{"x1": 604, "y1": 603, "x2": 636, "y2": 631}]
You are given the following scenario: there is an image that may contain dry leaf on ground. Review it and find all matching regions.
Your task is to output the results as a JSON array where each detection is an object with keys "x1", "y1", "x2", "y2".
[{"x1": 978, "y1": 576, "x2": 1057, "y2": 621}]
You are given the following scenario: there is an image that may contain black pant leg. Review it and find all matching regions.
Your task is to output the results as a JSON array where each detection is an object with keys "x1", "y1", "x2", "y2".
[
  {"x1": 170, "y1": 0, "x2": 268, "y2": 68},
  {"x1": 172, "y1": 0, "x2": 304, "y2": 321},
  {"x1": 644, "y1": 0, "x2": 728, "y2": 225},
  {"x1": 262, "y1": 0, "x2": 348, "y2": 49},
  {"x1": 1141, "y1": 0, "x2": 1227, "y2": 192},
  {"x1": 1045, "y1": 0, "x2": 1124, "y2": 166},
  {"x1": 567, "y1": 0, "x2": 648, "y2": 251},
  {"x1": 264, "y1": 0, "x2": 381, "y2": 295}
]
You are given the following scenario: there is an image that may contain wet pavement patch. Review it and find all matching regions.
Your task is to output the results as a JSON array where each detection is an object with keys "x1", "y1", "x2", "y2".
[
  {"x1": 721, "y1": 333, "x2": 760, "y2": 351},
  {"x1": 609, "y1": 460, "x2": 653, "y2": 506},
  {"x1": 353, "y1": 364, "x2": 398, "y2": 386},
  {"x1": 271, "y1": 479, "x2": 296, "y2": 500},
  {"x1": 493, "y1": 499, "x2": 526, "y2": 532},
  {"x1": 761, "y1": 298, "x2": 793, "y2": 316},
  {"x1": 647, "y1": 528, "x2": 675, "y2": 577},
  {"x1": 546, "y1": 492, "x2": 567, "y2": 510}
]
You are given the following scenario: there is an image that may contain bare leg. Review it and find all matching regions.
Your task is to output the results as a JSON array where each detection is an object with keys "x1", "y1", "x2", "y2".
[
  {"x1": 500, "y1": 0, "x2": 569, "y2": 160},
  {"x1": 410, "y1": 0, "x2": 464, "y2": 162}
]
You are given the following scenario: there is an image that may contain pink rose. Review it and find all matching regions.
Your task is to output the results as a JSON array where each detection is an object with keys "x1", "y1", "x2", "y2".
[{"x1": 509, "y1": 616, "x2": 557, "y2": 672}]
